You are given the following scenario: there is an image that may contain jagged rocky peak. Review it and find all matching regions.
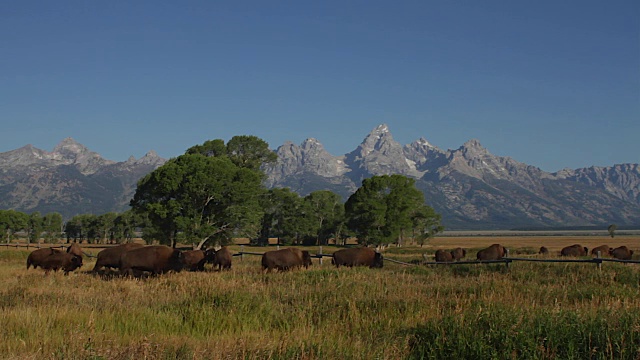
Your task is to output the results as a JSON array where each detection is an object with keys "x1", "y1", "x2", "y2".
[
  {"x1": 344, "y1": 124, "x2": 414, "y2": 176},
  {"x1": 415, "y1": 137, "x2": 436, "y2": 149},
  {"x1": 52, "y1": 137, "x2": 89, "y2": 156},
  {"x1": 49, "y1": 137, "x2": 114, "y2": 174},
  {"x1": 133, "y1": 150, "x2": 165, "y2": 166},
  {"x1": 359, "y1": 124, "x2": 395, "y2": 154},
  {"x1": 276, "y1": 141, "x2": 302, "y2": 158},
  {"x1": 298, "y1": 138, "x2": 327, "y2": 155},
  {"x1": 457, "y1": 139, "x2": 490, "y2": 158},
  {"x1": 405, "y1": 137, "x2": 444, "y2": 156},
  {"x1": 301, "y1": 137, "x2": 322, "y2": 149},
  {"x1": 0, "y1": 144, "x2": 48, "y2": 167}
]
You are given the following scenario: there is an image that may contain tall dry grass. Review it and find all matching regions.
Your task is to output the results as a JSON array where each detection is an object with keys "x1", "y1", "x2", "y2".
[{"x1": 0, "y1": 245, "x2": 639, "y2": 359}]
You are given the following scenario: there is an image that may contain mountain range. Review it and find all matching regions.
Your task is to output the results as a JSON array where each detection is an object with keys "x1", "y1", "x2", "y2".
[{"x1": 2, "y1": 125, "x2": 639, "y2": 229}]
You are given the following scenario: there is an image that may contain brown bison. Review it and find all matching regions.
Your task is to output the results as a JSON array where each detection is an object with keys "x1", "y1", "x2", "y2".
[
  {"x1": 261, "y1": 248, "x2": 312, "y2": 272},
  {"x1": 181, "y1": 250, "x2": 207, "y2": 271},
  {"x1": 288, "y1": 248, "x2": 312, "y2": 268},
  {"x1": 590, "y1": 245, "x2": 611, "y2": 257},
  {"x1": 451, "y1": 247, "x2": 467, "y2": 261},
  {"x1": 610, "y1": 246, "x2": 634, "y2": 260},
  {"x1": 27, "y1": 243, "x2": 84, "y2": 270},
  {"x1": 476, "y1": 244, "x2": 507, "y2": 261},
  {"x1": 40, "y1": 252, "x2": 83, "y2": 275},
  {"x1": 434, "y1": 249, "x2": 454, "y2": 262},
  {"x1": 119, "y1": 245, "x2": 185, "y2": 276},
  {"x1": 332, "y1": 247, "x2": 383, "y2": 268},
  {"x1": 27, "y1": 248, "x2": 62, "y2": 269},
  {"x1": 92, "y1": 243, "x2": 145, "y2": 273},
  {"x1": 206, "y1": 246, "x2": 233, "y2": 271},
  {"x1": 538, "y1": 246, "x2": 549, "y2": 255},
  {"x1": 561, "y1": 244, "x2": 588, "y2": 257},
  {"x1": 66, "y1": 243, "x2": 84, "y2": 258}
]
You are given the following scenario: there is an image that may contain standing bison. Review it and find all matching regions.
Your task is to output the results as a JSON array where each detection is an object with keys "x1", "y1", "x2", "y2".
[
  {"x1": 538, "y1": 246, "x2": 549, "y2": 255},
  {"x1": 181, "y1": 250, "x2": 207, "y2": 271},
  {"x1": 332, "y1": 247, "x2": 383, "y2": 268},
  {"x1": 590, "y1": 245, "x2": 611, "y2": 257},
  {"x1": 92, "y1": 243, "x2": 145, "y2": 273},
  {"x1": 206, "y1": 247, "x2": 233, "y2": 271},
  {"x1": 40, "y1": 252, "x2": 83, "y2": 275},
  {"x1": 451, "y1": 247, "x2": 467, "y2": 261},
  {"x1": 119, "y1": 245, "x2": 185, "y2": 276},
  {"x1": 610, "y1": 246, "x2": 634, "y2": 260},
  {"x1": 434, "y1": 249, "x2": 454, "y2": 262},
  {"x1": 27, "y1": 248, "x2": 62, "y2": 269},
  {"x1": 27, "y1": 243, "x2": 84, "y2": 270},
  {"x1": 561, "y1": 244, "x2": 588, "y2": 257},
  {"x1": 261, "y1": 248, "x2": 312, "y2": 272},
  {"x1": 476, "y1": 244, "x2": 507, "y2": 261},
  {"x1": 66, "y1": 243, "x2": 84, "y2": 258}
]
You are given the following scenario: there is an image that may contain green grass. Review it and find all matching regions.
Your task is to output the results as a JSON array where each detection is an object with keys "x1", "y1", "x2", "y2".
[{"x1": 0, "y1": 247, "x2": 639, "y2": 359}]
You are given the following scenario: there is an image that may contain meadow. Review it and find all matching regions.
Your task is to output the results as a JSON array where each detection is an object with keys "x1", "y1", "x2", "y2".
[{"x1": 0, "y1": 235, "x2": 639, "y2": 359}]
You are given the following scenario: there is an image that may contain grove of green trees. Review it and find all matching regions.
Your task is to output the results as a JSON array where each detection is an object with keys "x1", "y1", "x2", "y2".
[{"x1": 1, "y1": 136, "x2": 444, "y2": 248}]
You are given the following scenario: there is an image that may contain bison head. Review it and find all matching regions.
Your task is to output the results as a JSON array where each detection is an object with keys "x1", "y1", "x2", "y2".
[
  {"x1": 302, "y1": 251, "x2": 312, "y2": 268},
  {"x1": 371, "y1": 252, "x2": 384, "y2": 268},
  {"x1": 203, "y1": 249, "x2": 217, "y2": 263}
]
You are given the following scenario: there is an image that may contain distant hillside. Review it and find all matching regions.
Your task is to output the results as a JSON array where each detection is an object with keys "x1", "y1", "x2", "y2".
[{"x1": 0, "y1": 138, "x2": 166, "y2": 219}]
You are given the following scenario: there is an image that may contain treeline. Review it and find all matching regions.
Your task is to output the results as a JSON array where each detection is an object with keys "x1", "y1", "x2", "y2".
[
  {"x1": 0, "y1": 209, "x2": 139, "y2": 244},
  {"x1": 0, "y1": 210, "x2": 65, "y2": 244},
  {"x1": 1, "y1": 135, "x2": 444, "y2": 248}
]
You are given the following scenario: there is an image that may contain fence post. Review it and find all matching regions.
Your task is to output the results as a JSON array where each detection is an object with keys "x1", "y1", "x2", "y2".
[
  {"x1": 240, "y1": 245, "x2": 244, "y2": 261},
  {"x1": 319, "y1": 246, "x2": 323, "y2": 265},
  {"x1": 277, "y1": 245, "x2": 280, "y2": 251},
  {"x1": 597, "y1": 251, "x2": 602, "y2": 271},
  {"x1": 505, "y1": 248, "x2": 510, "y2": 270}
]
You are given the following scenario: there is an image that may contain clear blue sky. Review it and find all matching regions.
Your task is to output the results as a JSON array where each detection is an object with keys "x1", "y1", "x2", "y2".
[{"x1": 2, "y1": 1, "x2": 638, "y2": 172}]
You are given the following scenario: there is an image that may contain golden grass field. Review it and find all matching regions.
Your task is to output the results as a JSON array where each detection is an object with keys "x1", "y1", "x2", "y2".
[{"x1": 1, "y1": 235, "x2": 639, "y2": 359}]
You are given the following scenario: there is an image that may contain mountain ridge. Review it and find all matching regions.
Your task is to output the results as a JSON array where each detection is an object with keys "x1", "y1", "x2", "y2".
[
  {"x1": 1, "y1": 127, "x2": 639, "y2": 229},
  {"x1": 265, "y1": 124, "x2": 640, "y2": 229}
]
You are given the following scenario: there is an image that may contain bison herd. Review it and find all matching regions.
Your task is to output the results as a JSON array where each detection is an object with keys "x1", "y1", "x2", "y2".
[
  {"x1": 540, "y1": 244, "x2": 635, "y2": 260},
  {"x1": 24, "y1": 241, "x2": 637, "y2": 276},
  {"x1": 25, "y1": 243, "x2": 386, "y2": 277},
  {"x1": 430, "y1": 243, "x2": 636, "y2": 263}
]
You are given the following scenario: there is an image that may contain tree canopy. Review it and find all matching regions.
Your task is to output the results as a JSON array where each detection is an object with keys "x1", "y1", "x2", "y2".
[
  {"x1": 131, "y1": 136, "x2": 274, "y2": 248},
  {"x1": 345, "y1": 174, "x2": 443, "y2": 246}
]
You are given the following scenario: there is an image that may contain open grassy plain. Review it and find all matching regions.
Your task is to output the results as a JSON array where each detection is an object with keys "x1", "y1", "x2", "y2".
[{"x1": 1, "y1": 235, "x2": 639, "y2": 359}]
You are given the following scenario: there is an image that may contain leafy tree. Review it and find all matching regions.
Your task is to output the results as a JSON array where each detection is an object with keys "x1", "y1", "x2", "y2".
[
  {"x1": 0, "y1": 210, "x2": 29, "y2": 243},
  {"x1": 113, "y1": 210, "x2": 140, "y2": 244},
  {"x1": 65, "y1": 214, "x2": 98, "y2": 243},
  {"x1": 607, "y1": 224, "x2": 617, "y2": 238},
  {"x1": 345, "y1": 175, "x2": 442, "y2": 246},
  {"x1": 258, "y1": 188, "x2": 314, "y2": 245},
  {"x1": 27, "y1": 212, "x2": 43, "y2": 244},
  {"x1": 96, "y1": 212, "x2": 119, "y2": 244},
  {"x1": 226, "y1": 135, "x2": 278, "y2": 171},
  {"x1": 412, "y1": 205, "x2": 445, "y2": 247},
  {"x1": 303, "y1": 190, "x2": 345, "y2": 245},
  {"x1": 42, "y1": 212, "x2": 63, "y2": 243},
  {"x1": 186, "y1": 139, "x2": 227, "y2": 158},
  {"x1": 131, "y1": 153, "x2": 264, "y2": 248},
  {"x1": 186, "y1": 135, "x2": 277, "y2": 173}
]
